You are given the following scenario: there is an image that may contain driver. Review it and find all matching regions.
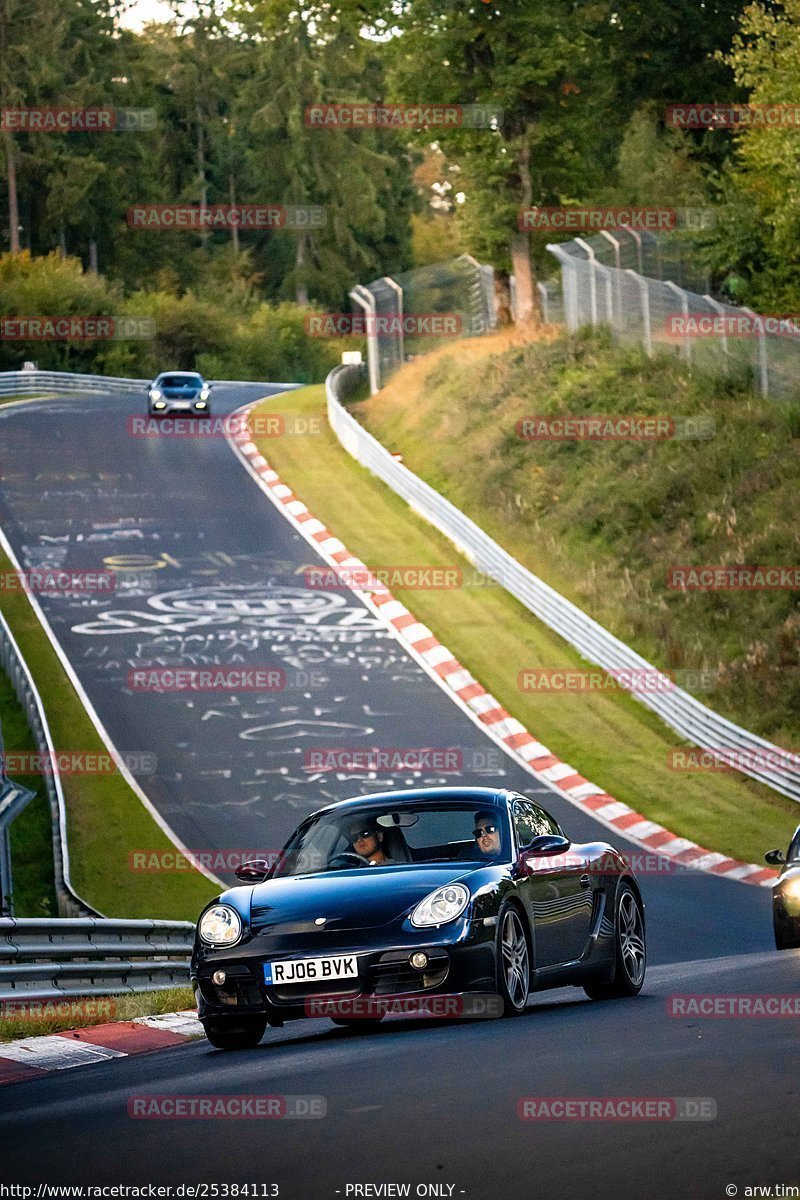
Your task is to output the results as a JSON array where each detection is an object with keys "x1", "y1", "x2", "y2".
[
  {"x1": 472, "y1": 810, "x2": 502, "y2": 856},
  {"x1": 346, "y1": 819, "x2": 395, "y2": 866}
]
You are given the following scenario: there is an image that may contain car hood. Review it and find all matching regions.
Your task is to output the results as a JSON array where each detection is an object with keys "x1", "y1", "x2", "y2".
[{"x1": 247, "y1": 865, "x2": 478, "y2": 934}]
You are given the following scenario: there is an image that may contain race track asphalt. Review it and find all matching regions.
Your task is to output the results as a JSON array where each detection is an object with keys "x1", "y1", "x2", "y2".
[{"x1": 0, "y1": 385, "x2": 795, "y2": 1195}]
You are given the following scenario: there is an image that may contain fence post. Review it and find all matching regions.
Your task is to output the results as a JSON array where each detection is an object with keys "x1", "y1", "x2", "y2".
[
  {"x1": 742, "y1": 306, "x2": 769, "y2": 396},
  {"x1": 380, "y1": 276, "x2": 404, "y2": 368},
  {"x1": 625, "y1": 269, "x2": 652, "y2": 357},
  {"x1": 599, "y1": 231, "x2": 624, "y2": 329},
  {"x1": 537, "y1": 282, "x2": 549, "y2": 324},
  {"x1": 703, "y1": 295, "x2": 729, "y2": 365},
  {"x1": 574, "y1": 238, "x2": 598, "y2": 326},
  {"x1": 349, "y1": 285, "x2": 379, "y2": 394},
  {"x1": 664, "y1": 281, "x2": 691, "y2": 363}
]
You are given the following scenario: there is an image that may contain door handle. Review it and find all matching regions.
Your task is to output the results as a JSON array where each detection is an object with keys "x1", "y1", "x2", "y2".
[{"x1": 579, "y1": 873, "x2": 591, "y2": 888}]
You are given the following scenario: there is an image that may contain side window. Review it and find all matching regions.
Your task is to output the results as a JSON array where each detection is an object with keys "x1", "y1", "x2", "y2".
[{"x1": 512, "y1": 797, "x2": 560, "y2": 847}]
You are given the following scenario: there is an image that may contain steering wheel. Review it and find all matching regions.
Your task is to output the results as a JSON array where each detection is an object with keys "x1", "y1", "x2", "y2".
[{"x1": 328, "y1": 851, "x2": 369, "y2": 870}]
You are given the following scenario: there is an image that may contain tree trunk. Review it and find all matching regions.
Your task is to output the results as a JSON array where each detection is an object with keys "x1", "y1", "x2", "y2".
[
  {"x1": 510, "y1": 124, "x2": 538, "y2": 324},
  {"x1": 3, "y1": 129, "x2": 20, "y2": 255},
  {"x1": 196, "y1": 100, "x2": 209, "y2": 250},
  {"x1": 229, "y1": 171, "x2": 239, "y2": 254},
  {"x1": 89, "y1": 237, "x2": 98, "y2": 273},
  {"x1": 59, "y1": 225, "x2": 67, "y2": 257},
  {"x1": 294, "y1": 232, "x2": 309, "y2": 305}
]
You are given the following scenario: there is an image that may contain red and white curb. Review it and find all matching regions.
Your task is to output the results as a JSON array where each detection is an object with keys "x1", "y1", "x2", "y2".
[
  {"x1": 0, "y1": 1011, "x2": 203, "y2": 1085},
  {"x1": 227, "y1": 406, "x2": 777, "y2": 890}
]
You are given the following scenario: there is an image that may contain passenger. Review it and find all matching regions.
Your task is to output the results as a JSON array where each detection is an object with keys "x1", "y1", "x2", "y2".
[{"x1": 347, "y1": 820, "x2": 395, "y2": 866}]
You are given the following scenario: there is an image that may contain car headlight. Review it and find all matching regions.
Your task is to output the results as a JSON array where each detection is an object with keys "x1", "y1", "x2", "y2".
[
  {"x1": 198, "y1": 904, "x2": 243, "y2": 946},
  {"x1": 782, "y1": 878, "x2": 800, "y2": 901},
  {"x1": 150, "y1": 388, "x2": 162, "y2": 400},
  {"x1": 410, "y1": 883, "x2": 470, "y2": 928},
  {"x1": 199, "y1": 387, "x2": 210, "y2": 400}
]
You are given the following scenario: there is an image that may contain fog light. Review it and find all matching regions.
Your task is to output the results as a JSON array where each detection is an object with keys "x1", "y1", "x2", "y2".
[
  {"x1": 212, "y1": 969, "x2": 227, "y2": 986},
  {"x1": 153, "y1": 401, "x2": 166, "y2": 409},
  {"x1": 195, "y1": 401, "x2": 207, "y2": 409},
  {"x1": 409, "y1": 951, "x2": 429, "y2": 970}
]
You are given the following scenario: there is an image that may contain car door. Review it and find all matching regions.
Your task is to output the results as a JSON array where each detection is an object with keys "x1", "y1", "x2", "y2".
[{"x1": 511, "y1": 796, "x2": 595, "y2": 968}]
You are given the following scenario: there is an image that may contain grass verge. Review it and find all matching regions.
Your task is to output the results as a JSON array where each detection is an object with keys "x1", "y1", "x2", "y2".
[
  {"x1": 1, "y1": 670, "x2": 57, "y2": 916},
  {"x1": 0, "y1": 986, "x2": 197, "y2": 1042},
  {"x1": 249, "y1": 381, "x2": 798, "y2": 866},
  {"x1": 0, "y1": 542, "x2": 216, "y2": 919}
]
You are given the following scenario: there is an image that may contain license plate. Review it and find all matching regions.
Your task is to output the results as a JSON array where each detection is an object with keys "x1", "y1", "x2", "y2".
[{"x1": 263, "y1": 954, "x2": 359, "y2": 986}]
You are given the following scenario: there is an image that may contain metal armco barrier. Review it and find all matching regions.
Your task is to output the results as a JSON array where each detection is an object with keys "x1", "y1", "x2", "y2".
[
  {"x1": 0, "y1": 370, "x2": 147, "y2": 396},
  {"x1": 0, "y1": 610, "x2": 99, "y2": 917},
  {"x1": 0, "y1": 918, "x2": 194, "y2": 1001},
  {"x1": 326, "y1": 364, "x2": 800, "y2": 805}
]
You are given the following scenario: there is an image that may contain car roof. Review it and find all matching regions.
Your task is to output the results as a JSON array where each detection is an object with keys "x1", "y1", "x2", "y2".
[
  {"x1": 154, "y1": 371, "x2": 203, "y2": 380},
  {"x1": 311, "y1": 786, "x2": 512, "y2": 821}
]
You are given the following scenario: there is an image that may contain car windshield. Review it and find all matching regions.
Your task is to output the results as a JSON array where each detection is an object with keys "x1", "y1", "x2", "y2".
[
  {"x1": 158, "y1": 374, "x2": 203, "y2": 387},
  {"x1": 270, "y1": 802, "x2": 510, "y2": 878}
]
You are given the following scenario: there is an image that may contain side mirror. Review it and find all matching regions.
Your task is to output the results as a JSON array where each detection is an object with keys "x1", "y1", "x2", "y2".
[
  {"x1": 235, "y1": 858, "x2": 271, "y2": 883},
  {"x1": 765, "y1": 849, "x2": 786, "y2": 866},
  {"x1": 522, "y1": 834, "x2": 571, "y2": 855}
]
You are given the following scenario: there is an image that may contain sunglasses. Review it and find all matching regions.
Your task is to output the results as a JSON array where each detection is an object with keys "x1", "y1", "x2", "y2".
[
  {"x1": 473, "y1": 824, "x2": 498, "y2": 838},
  {"x1": 349, "y1": 828, "x2": 376, "y2": 841}
]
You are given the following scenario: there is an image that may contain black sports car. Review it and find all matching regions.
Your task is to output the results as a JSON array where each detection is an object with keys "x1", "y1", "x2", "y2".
[
  {"x1": 765, "y1": 823, "x2": 800, "y2": 949},
  {"x1": 147, "y1": 371, "x2": 211, "y2": 417},
  {"x1": 191, "y1": 786, "x2": 646, "y2": 1050}
]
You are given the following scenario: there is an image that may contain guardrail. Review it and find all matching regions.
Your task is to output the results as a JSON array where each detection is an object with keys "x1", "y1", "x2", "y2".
[
  {"x1": 0, "y1": 610, "x2": 99, "y2": 917},
  {"x1": 326, "y1": 363, "x2": 800, "y2": 805},
  {"x1": 0, "y1": 371, "x2": 300, "y2": 398},
  {"x1": 0, "y1": 370, "x2": 147, "y2": 396},
  {"x1": 0, "y1": 918, "x2": 194, "y2": 1002}
]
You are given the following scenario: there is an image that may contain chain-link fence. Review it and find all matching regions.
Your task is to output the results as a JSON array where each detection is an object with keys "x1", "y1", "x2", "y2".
[
  {"x1": 350, "y1": 254, "x2": 496, "y2": 393},
  {"x1": 544, "y1": 234, "x2": 800, "y2": 401}
]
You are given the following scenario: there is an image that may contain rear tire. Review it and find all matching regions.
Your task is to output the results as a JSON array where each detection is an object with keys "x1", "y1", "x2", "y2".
[
  {"x1": 496, "y1": 904, "x2": 531, "y2": 1016},
  {"x1": 203, "y1": 1016, "x2": 267, "y2": 1050},
  {"x1": 584, "y1": 883, "x2": 646, "y2": 1000}
]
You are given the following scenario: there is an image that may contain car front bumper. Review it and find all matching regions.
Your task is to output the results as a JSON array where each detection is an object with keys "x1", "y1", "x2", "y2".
[{"x1": 191, "y1": 920, "x2": 497, "y2": 1025}]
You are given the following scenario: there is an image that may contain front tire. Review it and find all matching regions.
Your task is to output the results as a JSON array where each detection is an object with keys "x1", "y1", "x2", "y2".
[
  {"x1": 203, "y1": 1016, "x2": 267, "y2": 1050},
  {"x1": 774, "y1": 911, "x2": 800, "y2": 950},
  {"x1": 496, "y1": 904, "x2": 530, "y2": 1016},
  {"x1": 584, "y1": 883, "x2": 646, "y2": 1000}
]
